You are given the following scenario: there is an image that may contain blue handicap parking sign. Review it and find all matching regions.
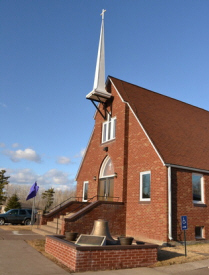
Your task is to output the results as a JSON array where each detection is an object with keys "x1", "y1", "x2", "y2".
[{"x1": 181, "y1": 216, "x2": 188, "y2": 230}]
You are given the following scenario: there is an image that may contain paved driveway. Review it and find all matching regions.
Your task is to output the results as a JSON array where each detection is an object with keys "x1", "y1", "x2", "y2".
[
  {"x1": 0, "y1": 228, "x2": 70, "y2": 275},
  {"x1": 0, "y1": 228, "x2": 45, "y2": 240}
]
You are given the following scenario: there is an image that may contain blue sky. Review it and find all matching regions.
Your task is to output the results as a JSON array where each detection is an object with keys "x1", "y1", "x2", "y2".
[{"x1": 1, "y1": 0, "x2": 209, "y2": 190}]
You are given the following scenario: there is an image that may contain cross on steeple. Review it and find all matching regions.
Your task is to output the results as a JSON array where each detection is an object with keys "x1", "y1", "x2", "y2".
[{"x1": 101, "y1": 9, "x2": 106, "y2": 20}]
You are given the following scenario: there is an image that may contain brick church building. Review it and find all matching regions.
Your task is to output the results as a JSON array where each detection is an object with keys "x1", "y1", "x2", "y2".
[
  {"x1": 38, "y1": 11, "x2": 209, "y2": 245},
  {"x1": 75, "y1": 10, "x2": 209, "y2": 244},
  {"x1": 76, "y1": 73, "x2": 209, "y2": 244}
]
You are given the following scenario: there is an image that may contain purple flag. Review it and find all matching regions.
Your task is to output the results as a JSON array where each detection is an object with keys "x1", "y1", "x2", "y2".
[{"x1": 26, "y1": 182, "x2": 39, "y2": 200}]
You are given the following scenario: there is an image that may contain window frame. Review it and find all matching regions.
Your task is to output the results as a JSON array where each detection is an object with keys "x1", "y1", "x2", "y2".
[
  {"x1": 140, "y1": 171, "x2": 151, "y2": 202},
  {"x1": 99, "y1": 156, "x2": 115, "y2": 179},
  {"x1": 19, "y1": 210, "x2": 26, "y2": 215},
  {"x1": 192, "y1": 173, "x2": 204, "y2": 204},
  {"x1": 102, "y1": 114, "x2": 116, "y2": 143},
  {"x1": 82, "y1": 181, "x2": 89, "y2": 202}
]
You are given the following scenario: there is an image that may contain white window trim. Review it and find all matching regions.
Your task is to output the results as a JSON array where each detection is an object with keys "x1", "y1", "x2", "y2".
[
  {"x1": 99, "y1": 156, "x2": 115, "y2": 179},
  {"x1": 140, "y1": 171, "x2": 151, "y2": 201},
  {"x1": 102, "y1": 114, "x2": 116, "y2": 143},
  {"x1": 82, "y1": 181, "x2": 89, "y2": 202},
  {"x1": 192, "y1": 173, "x2": 204, "y2": 204}
]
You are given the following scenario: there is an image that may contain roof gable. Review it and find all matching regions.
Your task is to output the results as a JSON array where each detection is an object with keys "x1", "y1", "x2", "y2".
[{"x1": 109, "y1": 76, "x2": 209, "y2": 171}]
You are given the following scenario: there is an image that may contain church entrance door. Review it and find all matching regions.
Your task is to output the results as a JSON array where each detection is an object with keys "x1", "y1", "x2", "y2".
[{"x1": 98, "y1": 177, "x2": 114, "y2": 201}]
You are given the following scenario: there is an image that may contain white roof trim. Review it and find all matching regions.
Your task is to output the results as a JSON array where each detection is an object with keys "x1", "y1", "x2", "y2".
[
  {"x1": 165, "y1": 163, "x2": 209, "y2": 174},
  {"x1": 108, "y1": 77, "x2": 165, "y2": 166}
]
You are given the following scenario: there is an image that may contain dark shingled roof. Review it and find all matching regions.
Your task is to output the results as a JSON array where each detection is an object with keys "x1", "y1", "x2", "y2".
[{"x1": 109, "y1": 76, "x2": 209, "y2": 171}]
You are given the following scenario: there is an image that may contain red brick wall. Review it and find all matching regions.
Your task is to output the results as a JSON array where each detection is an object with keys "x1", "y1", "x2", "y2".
[
  {"x1": 45, "y1": 236, "x2": 158, "y2": 272},
  {"x1": 76, "y1": 82, "x2": 128, "y2": 203},
  {"x1": 76, "y1": 81, "x2": 168, "y2": 243},
  {"x1": 171, "y1": 168, "x2": 209, "y2": 241},
  {"x1": 45, "y1": 237, "x2": 77, "y2": 271},
  {"x1": 125, "y1": 108, "x2": 168, "y2": 242}
]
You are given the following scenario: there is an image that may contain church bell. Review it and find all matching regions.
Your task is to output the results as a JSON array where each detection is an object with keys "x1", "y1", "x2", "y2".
[{"x1": 91, "y1": 219, "x2": 117, "y2": 245}]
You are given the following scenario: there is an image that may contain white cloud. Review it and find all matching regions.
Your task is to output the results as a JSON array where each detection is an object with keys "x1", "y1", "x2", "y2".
[
  {"x1": 12, "y1": 143, "x2": 21, "y2": 148},
  {"x1": 38, "y1": 169, "x2": 71, "y2": 186},
  {"x1": 0, "y1": 143, "x2": 6, "y2": 148},
  {"x1": 5, "y1": 168, "x2": 75, "y2": 190},
  {"x1": 56, "y1": 156, "x2": 71, "y2": 165},
  {"x1": 9, "y1": 168, "x2": 37, "y2": 184},
  {"x1": 80, "y1": 148, "x2": 86, "y2": 157},
  {"x1": 3, "y1": 148, "x2": 41, "y2": 163},
  {"x1": 74, "y1": 148, "x2": 86, "y2": 158},
  {"x1": 50, "y1": 184, "x2": 71, "y2": 191}
]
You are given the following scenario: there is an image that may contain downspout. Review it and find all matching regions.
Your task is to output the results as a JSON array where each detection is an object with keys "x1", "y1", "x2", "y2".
[{"x1": 168, "y1": 166, "x2": 173, "y2": 241}]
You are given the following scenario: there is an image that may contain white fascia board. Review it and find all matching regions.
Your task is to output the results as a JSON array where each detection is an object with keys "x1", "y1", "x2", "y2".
[
  {"x1": 165, "y1": 163, "x2": 209, "y2": 174},
  {"x1": 109, "y1": 77, "x2": 165, "y2": 166},
  {"x1": 86, "y1": 89, "x2": 112, "y2": 102}
]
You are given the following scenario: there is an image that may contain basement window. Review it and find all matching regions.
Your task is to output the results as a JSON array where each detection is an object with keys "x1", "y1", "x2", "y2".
[
  {"x1": 195, "y1": 226, "x2": 204, "y2": 239},
  {"x1": 102, "y1": 114, "x2": 116, "y2": 143}
]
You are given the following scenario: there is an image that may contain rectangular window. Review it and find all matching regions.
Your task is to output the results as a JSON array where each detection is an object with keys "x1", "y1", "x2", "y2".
[
  {"x1": 82, "y1": 181, "x2": 88, "y2": 202},
  {"x1": 192, "y1": 173, "x2": 204, "y2": 203},
  {"x1": 140, "y1": 171, "x2": 151, "y2": 201},
  {"x1": 102, "y1": 114, "x2": 116, "y2": 143},
  {"x1": 195, "y1": 226, "x2": 204, "y2": 239},
  {"x1": 19, "y1": 210, "x2": 26, "y2": 215}
]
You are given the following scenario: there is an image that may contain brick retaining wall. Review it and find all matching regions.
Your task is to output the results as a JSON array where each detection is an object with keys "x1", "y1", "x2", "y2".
[{"x1": 45, "y1": 235, "x2": 158, "y2": 272}]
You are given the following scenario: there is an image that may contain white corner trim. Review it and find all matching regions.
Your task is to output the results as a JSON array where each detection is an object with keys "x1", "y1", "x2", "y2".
[{"x1": 168, "y1": 166, "x2": 173, "y2": 240}]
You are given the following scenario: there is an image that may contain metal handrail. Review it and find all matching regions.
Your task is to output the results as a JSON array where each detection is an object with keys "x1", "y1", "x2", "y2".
[
  {"x1": 49, "y1": 196, "x2": 83, "y2": 213},
  {"x1": 55, "y1": 196, "x2": 98, "y2": 234},
  {"x1": 62, "y1": 195, "x2": 120, "y2": 220},
  {"x1": 63, "y1": 195, "x2": 98, "y2": 216}
]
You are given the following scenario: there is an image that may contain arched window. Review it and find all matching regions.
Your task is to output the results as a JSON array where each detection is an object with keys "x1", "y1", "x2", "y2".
[
  {"x1": 98, "y1": 156, "x2": 115, "y2": 201},
  {"x1": 99, "y1": 156, "x2": 114, "y2": 178}
]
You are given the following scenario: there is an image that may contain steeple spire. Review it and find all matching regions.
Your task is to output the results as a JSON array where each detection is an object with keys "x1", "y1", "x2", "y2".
[{"x1": 86, "y1": 9, "x2": 112, "y2": 103}]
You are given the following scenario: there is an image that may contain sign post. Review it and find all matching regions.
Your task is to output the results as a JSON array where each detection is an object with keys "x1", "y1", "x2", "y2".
[{"x1": 181, "y1": 216, "x2": 188, "y2": 257}]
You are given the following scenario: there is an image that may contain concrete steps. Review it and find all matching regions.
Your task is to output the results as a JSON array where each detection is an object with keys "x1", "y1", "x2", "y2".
[
  {"x1": 47, "y1": 219, "x2": 63, "y2": 228},
  {"x1": 32, "y1": 216, "x2": 63, "y2": 236},
  {"x1": 32, "y1": 203, "x2": 87, "y2": 236}
]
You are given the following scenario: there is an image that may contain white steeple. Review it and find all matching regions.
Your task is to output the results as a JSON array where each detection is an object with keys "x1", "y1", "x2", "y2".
[{"x1": 86, "y1": 9, "x2": 112, "y2": 102}]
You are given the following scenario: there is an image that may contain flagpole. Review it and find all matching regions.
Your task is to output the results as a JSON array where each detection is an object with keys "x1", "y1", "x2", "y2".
[
  {"x1": 31, "y1": 197, "x2": 35, "y2": 226},
  {"x1": 26, "y1": 181, "x2": 39, "y2": 226}
]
